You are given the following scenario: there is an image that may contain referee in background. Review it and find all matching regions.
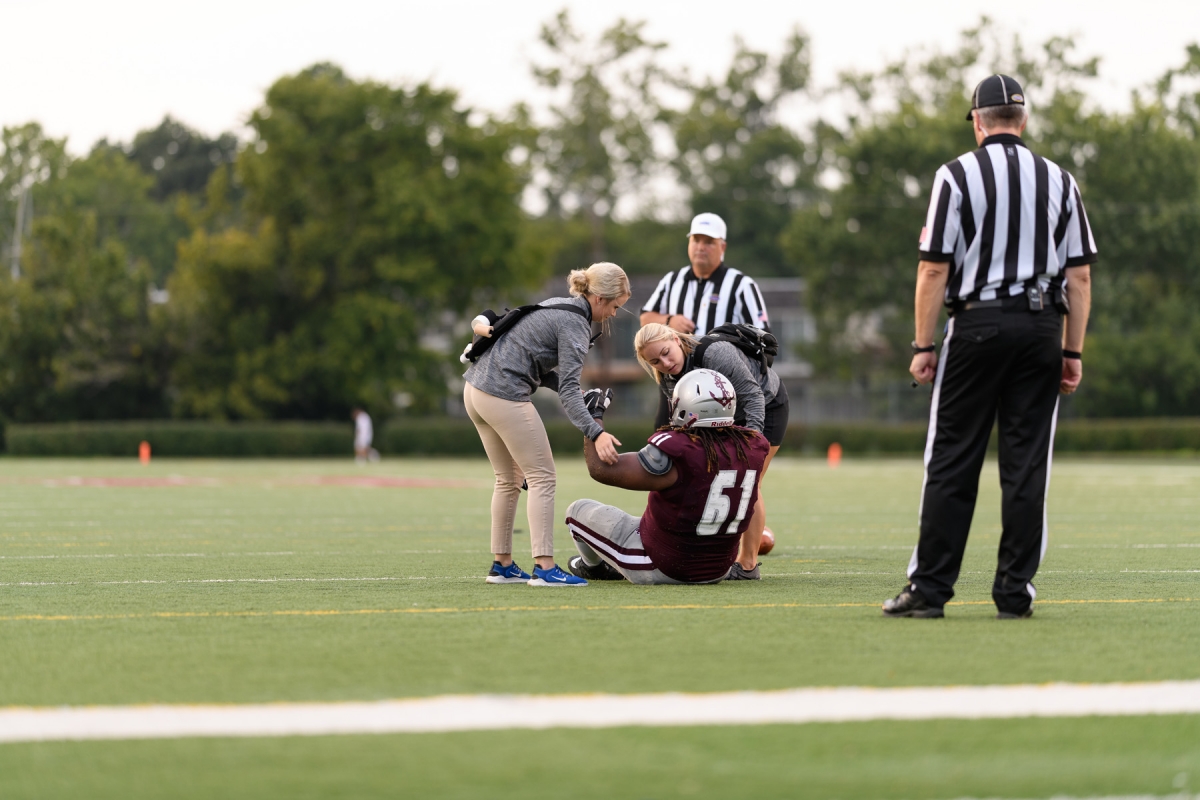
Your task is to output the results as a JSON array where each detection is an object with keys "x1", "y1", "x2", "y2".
[
  {"x1": 883, "y1": 74, "x2": 1096, "y2": 620},
  {"x1": 640, "y1": 212, "x2": 771, "y2": 427}
]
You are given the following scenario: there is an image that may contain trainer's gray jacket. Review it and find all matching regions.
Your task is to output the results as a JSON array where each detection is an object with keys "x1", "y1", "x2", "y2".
[
  {"x1": 661, "y1": 342, "x2": 781, "y2": 433},
  {"x1": 464, "y1": 296, "x2": 604, "y2": 441}
]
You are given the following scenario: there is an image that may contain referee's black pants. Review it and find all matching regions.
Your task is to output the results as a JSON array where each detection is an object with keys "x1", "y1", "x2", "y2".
[{"x1": 910, "y1": 304, "x2": 1063, "y2": 614}]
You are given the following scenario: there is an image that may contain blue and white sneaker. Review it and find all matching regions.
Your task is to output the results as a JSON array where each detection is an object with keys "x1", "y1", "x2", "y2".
[
  {"x1": 528, "y1": 564, "x2": 588, "y2": 586},
  {"x1": 486, "y1": 561, "x2": 532, "y2": 584}
]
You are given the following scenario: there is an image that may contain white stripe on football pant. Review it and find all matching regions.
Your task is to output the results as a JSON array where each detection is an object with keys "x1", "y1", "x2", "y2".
[{"x1": 567, "y1": 523, "x2": 653, "y2": 568}]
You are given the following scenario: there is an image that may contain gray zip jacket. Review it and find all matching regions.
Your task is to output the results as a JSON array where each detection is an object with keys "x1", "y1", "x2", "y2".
[
  {"x1": 661, "y1": 341, "x2": 781, "y2": 432},
  {"x1": 464, "y1": 296, "x2": 604, "y2": 440}
]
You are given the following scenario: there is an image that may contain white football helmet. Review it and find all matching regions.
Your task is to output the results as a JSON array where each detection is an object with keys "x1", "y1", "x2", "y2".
[{"x1": 669, "y1": 368, "x2": 737, "y2": 428}]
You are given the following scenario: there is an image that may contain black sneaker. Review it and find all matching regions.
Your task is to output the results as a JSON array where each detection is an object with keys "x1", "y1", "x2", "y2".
[
  {"x1": 726, "y1": 563, "x2": 761, "y2": 581},
  {"x1": 996, "y1": 608, "x2": 1033, "y2": 620},
  {"x1": 882, "y1": 585, "x2": 944, "y2": 618},
  {"x1": 567, "y1": 556, "x2": 624, "y2": 581}
]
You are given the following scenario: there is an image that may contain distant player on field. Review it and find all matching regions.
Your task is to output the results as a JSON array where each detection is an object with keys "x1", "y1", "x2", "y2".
[
  {"x1": 352, "y1": 408, "x2": 379, "y2": 463},
  {"x1": 566, "y1": 369, "x2": 770, "y2": 584}
]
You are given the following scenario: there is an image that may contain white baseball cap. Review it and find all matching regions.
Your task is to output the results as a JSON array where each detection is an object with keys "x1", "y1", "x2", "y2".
[{"x1": 687, "y1": 212, "x2": 727, "y2": 240}]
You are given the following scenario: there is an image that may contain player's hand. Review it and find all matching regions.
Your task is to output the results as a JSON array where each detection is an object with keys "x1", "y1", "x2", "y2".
[
  {"x1": 909, "y1": 351, "x2": 938, "y2": 385},
  {"x1": 1060, "y1": 358, "x2": 1083, "y2": 394},
  {"x1": 583, "y1": 388, "x2": 614, "y2": 420},
  {"x1": 669, "y1": 316, "x2": 696, "y2": 334},
  {"x1": 594, "y1": 431, "x2": 622, "y2": 465}
]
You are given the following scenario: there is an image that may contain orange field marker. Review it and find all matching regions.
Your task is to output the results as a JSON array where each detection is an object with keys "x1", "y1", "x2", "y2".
[{"x1": 827, "y1": 442, "x2": 842, "y2": 468}]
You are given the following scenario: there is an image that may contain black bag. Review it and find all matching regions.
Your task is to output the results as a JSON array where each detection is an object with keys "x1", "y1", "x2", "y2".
[
  {"x1": 460, "y1": 303, "x2": 593, "y2": 364},
  {"x1": 693, "y1": 324, "x2": 779, "y2": 371}
]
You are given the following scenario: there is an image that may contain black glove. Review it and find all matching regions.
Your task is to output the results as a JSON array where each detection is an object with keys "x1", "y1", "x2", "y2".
[{"x1": 582, "y1": 388, "x2": 614, "y2": 420}]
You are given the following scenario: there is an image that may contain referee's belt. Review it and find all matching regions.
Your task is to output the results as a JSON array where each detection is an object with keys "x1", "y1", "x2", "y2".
[{"x1": 950, "y1": 295, "x2": 1058, "y2": 315}]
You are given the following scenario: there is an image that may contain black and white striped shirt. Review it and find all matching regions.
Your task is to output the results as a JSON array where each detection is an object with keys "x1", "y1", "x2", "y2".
[
  {"x1": 641, "y1": 264, "x2": 769, "y2": 335},
  {"x1": 918, "y1": 133, "x2": 1098, "y2": 303}
]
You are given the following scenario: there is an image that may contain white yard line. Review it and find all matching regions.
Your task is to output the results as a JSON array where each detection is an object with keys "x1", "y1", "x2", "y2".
[
  {"x1": 0, "y1": 576, "x2": 478, "y2": 586},
  {"x1": 0, "y1": 549, "x2": 478, "y2": 560},
  {"x1": 949, "y1": 797, "x2": 1196, "y2": 800},
  {"x1": 2, "y1": 681, "x2": 1199, "y2": 743},
  {"x1": 0, "y1": 552, "x2": 297, "y2": 560},
  {"x1": 776, "y1": 543, "x2": 1200, "y2": 550}
]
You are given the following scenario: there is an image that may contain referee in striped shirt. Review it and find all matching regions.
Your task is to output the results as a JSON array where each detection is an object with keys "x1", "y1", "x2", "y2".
[
  {"x1": 640, "y1": 212, "x2": 771, "y2": 427},
  {"x1": 883, "y1": 74, "x2": 1096, "y2": 621}
]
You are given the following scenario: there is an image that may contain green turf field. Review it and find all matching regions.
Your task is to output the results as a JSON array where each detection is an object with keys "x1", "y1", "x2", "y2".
[{"x1": 1, "y1": 456, "x2": 1198, "y2": 798}]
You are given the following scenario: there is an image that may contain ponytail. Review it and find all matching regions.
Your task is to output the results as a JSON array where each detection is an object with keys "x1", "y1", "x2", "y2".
[{"x1": 567, "y1": 262, "x2": 630, "y2": 301}]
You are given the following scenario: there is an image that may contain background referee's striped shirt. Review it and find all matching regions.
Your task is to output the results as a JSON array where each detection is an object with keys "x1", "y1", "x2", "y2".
[
  {"x1": 642, "y1": 264, "x2": 770, "y2": 335},
  {"x1": 918, "y1": 133, "x2": 1098, "y2": 302}
]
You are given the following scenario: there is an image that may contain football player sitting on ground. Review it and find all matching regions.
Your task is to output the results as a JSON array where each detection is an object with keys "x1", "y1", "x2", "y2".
[
  {"x1": 633, "y1": 322, "x2": 788, "y2": 580},
  {"x1": 566, "y1": 369, "x2": 770, "y2": 585}
]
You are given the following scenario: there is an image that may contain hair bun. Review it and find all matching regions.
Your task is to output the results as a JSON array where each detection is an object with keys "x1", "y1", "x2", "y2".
[{"x1": 567, "y1": 269, "x2": 591, "y2": 297}]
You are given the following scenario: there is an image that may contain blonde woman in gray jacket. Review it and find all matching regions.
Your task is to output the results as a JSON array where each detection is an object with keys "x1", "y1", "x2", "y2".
[
  {"x1": 463, "y1": 262, "x2": 630, "y2": 587},
  {"x1": 635, "y1": 322, "x2": 790, "y2": 582}
]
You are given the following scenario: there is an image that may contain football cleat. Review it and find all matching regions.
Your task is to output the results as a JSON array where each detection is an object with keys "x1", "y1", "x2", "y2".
[
  {"x1": 485, "y1": 561, "x2": 532, "y2": 584},
  {"x1": 882, "y1": 585, "x2": 944, "y2": 618},
  {"x1": 567, "y1": 556, "x2": 624, "y2": 581},
  {"x1": 528, "y1": 564, "x2": 587, "y2": 586},
  {"x1": 725, "y1": 562, "x2": 760, "y2": 581}
]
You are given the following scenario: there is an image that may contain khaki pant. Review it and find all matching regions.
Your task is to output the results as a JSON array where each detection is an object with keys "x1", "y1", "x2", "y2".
[{"x1": 463, "y1": 382, "x2": 557, "y2": 559}]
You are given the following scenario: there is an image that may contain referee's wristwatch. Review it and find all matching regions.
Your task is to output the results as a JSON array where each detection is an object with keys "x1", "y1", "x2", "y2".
[{"x1": 911, "y1": 341, "x2": 936, "y2": 355}]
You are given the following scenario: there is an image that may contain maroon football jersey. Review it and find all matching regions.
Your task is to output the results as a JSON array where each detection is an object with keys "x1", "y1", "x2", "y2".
[{"x1": 639, "y1": 428, "x2": 770, "y2": 582}]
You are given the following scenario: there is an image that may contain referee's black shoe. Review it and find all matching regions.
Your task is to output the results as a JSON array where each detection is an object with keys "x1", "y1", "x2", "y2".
[
  {"x1": 567, "y1": 556, "x2": 624, "y2": 581},
  {"x1": 996, "y1": 608, "x2": 1034, "y2": 620},
  {"x1": 882, "y1": 585, "x2": 944, "y2": 618}
]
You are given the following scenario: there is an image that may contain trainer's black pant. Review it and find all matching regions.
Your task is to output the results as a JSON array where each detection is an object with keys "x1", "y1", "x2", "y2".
[{"x1": 910, "y1": 305, "x2": 1063, "y2": 614}]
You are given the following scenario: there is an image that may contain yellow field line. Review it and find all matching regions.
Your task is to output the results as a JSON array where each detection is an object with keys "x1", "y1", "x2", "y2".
[{"x1": 1, "y1": 597, "x2": 1196, "y2": 623}]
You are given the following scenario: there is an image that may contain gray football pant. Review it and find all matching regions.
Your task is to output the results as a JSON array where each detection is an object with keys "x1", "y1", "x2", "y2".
[{"x1": 565, "y1": 498, "x2": 686, "y2": 585}]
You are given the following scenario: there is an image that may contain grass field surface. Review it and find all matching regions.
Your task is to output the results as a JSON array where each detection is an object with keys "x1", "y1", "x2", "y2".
[{"x1": 1, "y1": 455, "x2": 1198, "y2": 798}]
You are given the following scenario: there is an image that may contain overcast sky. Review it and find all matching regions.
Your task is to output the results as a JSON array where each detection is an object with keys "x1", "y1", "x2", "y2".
[{"x1": 3, "y1": 0, "x2": 1198, "y2": 153}]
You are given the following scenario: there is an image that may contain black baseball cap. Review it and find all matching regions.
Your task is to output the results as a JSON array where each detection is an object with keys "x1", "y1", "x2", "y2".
[{"x1": 966, "y1": 74, "x2": 1025, "y2": 120}]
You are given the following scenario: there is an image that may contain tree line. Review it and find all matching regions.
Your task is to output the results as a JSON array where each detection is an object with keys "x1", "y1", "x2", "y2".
[{"x1": 1, "y1": 14, "x2": 1199, "y2": 423}]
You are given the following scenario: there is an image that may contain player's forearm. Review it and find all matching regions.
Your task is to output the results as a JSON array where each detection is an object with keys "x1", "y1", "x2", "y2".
[
  {"x1": 583, "y1": 439, "x2": 645, "y2": 489},
  {"x1": 640, "y1": 311, "x2": 668, "y2": 326},
  {"x1": 914, "y1": 261, "x2": 950, "y2": 346},
  {"x1": 583, "y1": 433, "x2": 615, "y2": 483},
  {"x1": 1063, "y1": 265, "x2": 1091, "y2": 353}
]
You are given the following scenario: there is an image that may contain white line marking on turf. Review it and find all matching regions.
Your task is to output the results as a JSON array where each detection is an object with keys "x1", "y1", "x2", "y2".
[
  {"x1": 0, "y1": 577, "x2": 479, "y2": 587},
  {"x1": 2, "y1": 681, "x2": 1199, "y2": 742},
  {"x1": 950, "y1": 796, "x2": 1197, "y2": 800},
  {"x1": 1121, "y1": 570, "x2": 1200, "y2": 573},
  {"x1": 0, "y1": 549, "x2": 477, "y2": 560},
  {"x1": 0, "y1": 552, "x2": 297, "y2": 560},
  {"x1": 97, "y1": 577, "x2": 405, "y2": 585},
  {"x1": 776, "y1": 543, "x2": 1200, "y2": 551}
]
